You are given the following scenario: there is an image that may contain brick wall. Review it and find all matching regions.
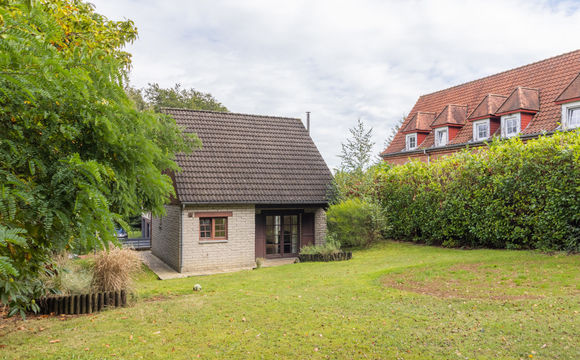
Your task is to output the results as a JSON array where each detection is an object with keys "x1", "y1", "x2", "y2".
[
  {"x1": 181, "y1": 204, "x2": 256, "y2": 273},
  {"x1": 151, "y1": 205, "x2": 181, "y2": 271},
  {"x1": 314, "y1": 207, "x2": 327, "y2": 245}
]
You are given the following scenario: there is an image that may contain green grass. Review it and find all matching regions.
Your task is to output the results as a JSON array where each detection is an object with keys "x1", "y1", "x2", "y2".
[{"x1": 1, "y1": 242, "x2": 578, "y2": 359}]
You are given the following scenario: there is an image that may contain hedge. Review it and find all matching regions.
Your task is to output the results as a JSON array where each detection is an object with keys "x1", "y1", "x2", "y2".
[{"x1": 377, "y1": 130, "x2": 580, "y2": 251}]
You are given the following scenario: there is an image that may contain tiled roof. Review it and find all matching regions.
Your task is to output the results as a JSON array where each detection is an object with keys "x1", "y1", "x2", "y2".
[
  {"x1": 402, "y1": 112, "x2": 435, "y2": 133},
  {"x1": 430, "y1": 104, "x2": 468, "y2": 127},
  {"x1": 555, "y1": 72, "x2": 580, "y2": 103},
  {"x1": 468, "y1": 94, "x2": 508, "y2": 120},
  {"x1": 495, "y1": 87, "x2": 540, "y2": 115},
  {"x1": 382, "y1": 50, "x2": 580, "y2": 155},
  {"x1": 164, "y1": 109, "x2": 332, "y2": 204}
]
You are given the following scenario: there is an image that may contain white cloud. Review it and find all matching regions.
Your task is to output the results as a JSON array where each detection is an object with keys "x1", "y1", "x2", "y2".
[{"x1": 91, "y1": 0, "x2": 580, "y2": 168}]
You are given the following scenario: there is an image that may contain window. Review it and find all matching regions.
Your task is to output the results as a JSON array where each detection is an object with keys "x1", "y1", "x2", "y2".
[
  {"x1": 501, "y1": 114, "x2": 520, "y2": 138},
  {"x1": 405, "y1": 133, "x2": 417, "y2": 150},
  {"x1": 199, "y1": 217, "x2": 228, "y2": 241},
  {"x1": 562, "y1": 101, "x2": 580, "y2": 129},
  {"x1": 473, "y1": 119, "x2": 490, "y2": 141},
  {"x1": 434, "y1": 127, "x2": 448, "y2": 147}
]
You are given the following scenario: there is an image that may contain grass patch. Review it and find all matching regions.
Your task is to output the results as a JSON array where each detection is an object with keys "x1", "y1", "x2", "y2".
[{"x1": 0, "y1": 242, "x2": 578, "y2": 359}]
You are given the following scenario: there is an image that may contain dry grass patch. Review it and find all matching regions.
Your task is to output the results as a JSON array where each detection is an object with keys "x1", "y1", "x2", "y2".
[{"x1": 383, "y1": 260, "x2": 580, "y2": 301}]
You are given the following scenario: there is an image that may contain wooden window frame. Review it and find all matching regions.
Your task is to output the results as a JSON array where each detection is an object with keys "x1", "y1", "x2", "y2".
[
  {"x1": 562, "y1": 101, "x2": 580, "y2": 129},
  {"x1": 195, "y1": 211, "x2": 232, "y2": 242},
  {"x1": 434, "y1": 127, "x2": 448, "y2": 147},
  {"x1": 198, "y1": 217, "x2": 228, "y2": 241},
  {"x1": 473, "y1": 119, "x2": 490, "y2": 141},
  {"x1": 405, "y1": 133, "x2": 417, "y2": 150}
]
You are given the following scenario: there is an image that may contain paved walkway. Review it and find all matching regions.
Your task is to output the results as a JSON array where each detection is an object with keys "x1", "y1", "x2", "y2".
[{"x1": 138, "y1": 251, "x2": 296, "y2": 280}]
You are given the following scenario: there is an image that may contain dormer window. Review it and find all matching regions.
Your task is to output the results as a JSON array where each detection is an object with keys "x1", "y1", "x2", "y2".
[
  {"x1": 434, "y1": 127, "x2": 448, "y2": 147},
  {"x1": 405, "y1": 133, "x2": 417, "y2": 150},
  {"x1": 561, "y1": 101, "x2": 580, "y2": 129},
  {"x1": 501, "y1": 113, "x2": 521, "y2": 138},
  {"x1": 473, "y1": 119, "x2": 490, "y2": 141}
]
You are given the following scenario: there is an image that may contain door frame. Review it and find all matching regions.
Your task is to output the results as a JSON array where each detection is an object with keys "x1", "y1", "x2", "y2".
[{"x1": 261, "y1": 211, "x2": 302, "y2": 258}]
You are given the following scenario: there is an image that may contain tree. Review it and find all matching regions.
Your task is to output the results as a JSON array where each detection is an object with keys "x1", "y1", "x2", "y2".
[
  {"x1": 0, "y1": 0, "x2": 199, "y2": 316},
  {"x1": 383, "y1": 115, "x2": 406, "y2": 150},
  {"x1": 338, "y1": 118, "x2": 375, "y2": 173},
  {"x1": 136, "y1": 83, "x2": 228, "y2": 112}
]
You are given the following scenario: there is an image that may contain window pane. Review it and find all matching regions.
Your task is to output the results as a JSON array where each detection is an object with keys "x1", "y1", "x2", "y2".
[
  {"x1": 569, "y1": 108, "x2": 580, "y2": 126},
  {"x1": 477, "y1": 123, "x2": 488, "y2": 139}
]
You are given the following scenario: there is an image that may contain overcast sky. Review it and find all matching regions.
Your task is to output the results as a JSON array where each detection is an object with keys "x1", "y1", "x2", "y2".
[{"x1": 91, "y1": 0, "x2": 580, "y2": 169}]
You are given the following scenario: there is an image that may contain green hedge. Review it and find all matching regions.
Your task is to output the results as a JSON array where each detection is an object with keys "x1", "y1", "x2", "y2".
[{"x1": 377, "y1": 131, "x2": 580, "y2": 251}]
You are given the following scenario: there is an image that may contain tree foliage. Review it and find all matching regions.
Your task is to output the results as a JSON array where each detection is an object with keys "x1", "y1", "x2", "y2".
[
  {"x1": 0, "y1": 0, "x2": 199, "y2": 316},
  {"x1": 127, "y1": 83, "x2": 228, "y2": 112},
  {"x1": 338, "y1": 118, "x2": 375, "y2": 173}
]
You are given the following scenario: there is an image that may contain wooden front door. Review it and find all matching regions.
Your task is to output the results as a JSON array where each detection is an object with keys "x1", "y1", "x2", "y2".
[{"x1": 265, "y1": 214, "x2": 299, "y2": 257}]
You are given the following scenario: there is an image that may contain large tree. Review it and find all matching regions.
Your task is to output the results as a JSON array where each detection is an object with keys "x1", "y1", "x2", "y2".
[
  {"x1": 127, "y1": 83, "x2": 228, "y2": 112},
  {"x1": 0, "y1": 0, "x2": 199, "y2": 316}
]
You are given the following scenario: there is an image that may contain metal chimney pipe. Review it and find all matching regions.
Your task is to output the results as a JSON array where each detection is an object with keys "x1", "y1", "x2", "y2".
[{"x1": 306, "y1": 111, "x2": 311, "y2": 133}]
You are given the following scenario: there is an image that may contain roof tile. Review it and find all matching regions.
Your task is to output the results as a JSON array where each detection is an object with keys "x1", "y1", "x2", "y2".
[{"x1": 164, "y1": 109, "x2": 332, "y2": 204}]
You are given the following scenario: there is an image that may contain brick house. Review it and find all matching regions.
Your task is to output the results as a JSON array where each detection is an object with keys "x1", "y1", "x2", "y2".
[
  {"x1": 151, "y1": 109, "x2": 332, "y2": 274},
  {"x1": 381, "y1": 50, "x2": 580, "y2": 164}
]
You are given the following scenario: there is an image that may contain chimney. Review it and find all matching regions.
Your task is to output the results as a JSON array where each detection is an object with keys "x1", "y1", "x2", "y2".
[{"x1": 306, "y1": 111, "x2": 311, "y2": 133}]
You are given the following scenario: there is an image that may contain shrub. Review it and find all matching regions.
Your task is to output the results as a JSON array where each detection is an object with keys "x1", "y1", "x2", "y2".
[
  {"x1": 327, "y1": 198, "x2": 388, "y2": 247},
  {"x1": 377, "y1": 130, "x2": 580, "y2": 251},
  {"x1": 41, "y1": 253, "x2": 94, "y2": 296},
  {"x1": 92, "y1": 248, "x2": 142, "y2": 292},
  {"x1": 300, "y1": 235, "x2": 342, "y2": 256}
]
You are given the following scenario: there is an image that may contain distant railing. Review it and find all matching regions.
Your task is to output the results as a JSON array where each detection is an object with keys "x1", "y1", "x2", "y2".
[{"x1": 121, "y1": 237, "x2": 151, "y2": 250}]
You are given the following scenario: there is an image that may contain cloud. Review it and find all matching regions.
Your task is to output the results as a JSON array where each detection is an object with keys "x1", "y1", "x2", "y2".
[{"x1": 91, "y1": 0, "x2": 580, "y2": 169}]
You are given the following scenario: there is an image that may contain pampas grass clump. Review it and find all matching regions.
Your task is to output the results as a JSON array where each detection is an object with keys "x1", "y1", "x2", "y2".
[{"x1": 92, "y1": 247, "x2": 142, "y2": 292}]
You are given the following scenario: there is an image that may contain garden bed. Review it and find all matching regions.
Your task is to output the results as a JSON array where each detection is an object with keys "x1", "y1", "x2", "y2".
[{"x1": 298, "y1": 251, "x2": 352, "y2": 262}]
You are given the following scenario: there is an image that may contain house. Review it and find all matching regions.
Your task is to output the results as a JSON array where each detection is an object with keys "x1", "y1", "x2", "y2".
[
  {"x1": 151, "y1": 109, "x2": 332, "y2": 274},
  {"x1": 381, "y1": 50, "x2": 580, "y2": 164}
]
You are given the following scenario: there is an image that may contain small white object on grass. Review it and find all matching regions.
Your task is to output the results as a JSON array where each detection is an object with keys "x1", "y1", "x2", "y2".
[{"x1": 193, "y1": 284, "x2": 202, "y2": 291}]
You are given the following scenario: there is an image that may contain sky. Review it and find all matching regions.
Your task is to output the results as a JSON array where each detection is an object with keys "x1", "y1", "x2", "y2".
[{"x1": 90, "y1": 0, "x2": 580, "y2": 169}]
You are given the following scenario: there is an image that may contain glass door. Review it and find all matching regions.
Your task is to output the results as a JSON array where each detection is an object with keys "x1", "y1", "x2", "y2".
[{"x1": 265, "y1": 215, "x2": 299, "y2": 257}]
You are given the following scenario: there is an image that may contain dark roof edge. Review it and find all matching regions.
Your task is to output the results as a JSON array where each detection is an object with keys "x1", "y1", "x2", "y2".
[
  {"x1": 161, "y1": 107, "x2": 301, "y2": 121},
  {"x1": 380, "y1": 129, "x2": 573, "y2": 158},
  {"x1": 180, "y1": 201, "x2": 329, "y2": 206}
]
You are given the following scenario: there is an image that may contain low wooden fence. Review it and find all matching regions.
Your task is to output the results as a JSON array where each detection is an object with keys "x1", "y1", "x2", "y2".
[
  {"x1": 298, "y1": 251, "x2": 352, "y2": 262},
  {"x1": 36, "y1": 290, "x2": 127, "y2": 315}
]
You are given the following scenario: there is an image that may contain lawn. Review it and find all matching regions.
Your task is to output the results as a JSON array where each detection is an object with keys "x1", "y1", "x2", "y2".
[{"x1": 1, "y1": 242, "x2": 578, "y2": 359}]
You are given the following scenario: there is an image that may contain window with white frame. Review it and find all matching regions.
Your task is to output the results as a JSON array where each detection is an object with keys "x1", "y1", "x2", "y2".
[
  {"x1": 473, "y1": 119, "x2": 490, "y2": 141},
  {"x1": 561, "y1": 101, "x2": 580, "y2": 129},
  {"x1": 501, "y1": 114, "x2": 520, "y2": 138},
  {"x1": 405, "y1": 133, "x2": 417, "y2": 150},
  {"x1": 434, "y1": 127, "x2": 448, "y2": 147}
]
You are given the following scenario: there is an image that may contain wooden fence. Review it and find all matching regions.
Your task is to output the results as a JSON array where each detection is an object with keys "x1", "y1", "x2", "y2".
[
  {"x1": 36, "y1": 290, "x2": 127, "y2": 315},
  {"x1": 298, "y1": 251, "x2": 352, "y2": 262}
]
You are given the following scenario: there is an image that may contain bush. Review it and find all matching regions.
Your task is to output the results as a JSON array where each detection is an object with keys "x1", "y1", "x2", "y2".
[
  {"x1": 327, "y1": 198, "x2": 388, "y2": 247},
  {"x1": 92, "y1": 248, "x2": 142, "y2": 292},
  {"x1": 300, "y1": 235, "x2": 342, "y2": 256},
  {"x1": 377, "y1": 131, "x2": 580, "y2": 251}
]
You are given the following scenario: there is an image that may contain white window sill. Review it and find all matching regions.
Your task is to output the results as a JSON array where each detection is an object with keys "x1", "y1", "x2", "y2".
[{"x1": 199, "y1": 240, "x2": 228, "y2": 244}]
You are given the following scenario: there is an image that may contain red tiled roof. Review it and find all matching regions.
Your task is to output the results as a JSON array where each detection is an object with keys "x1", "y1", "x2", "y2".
[
  {"x1": 382, "y1": 50, "x2": 580, "y2": 155},
  {"x1": 431, "y1": 104, "x2": 468, "y2": 128},
  {"x1": 495, "y1": 87, "x2": 540, "y2": 115},
  {"x1": 401, "y1": 112, "x2": 435, "y2": 133},
  {"x1": 468, "y1": 94, "x2": 507, "y2": 120},
  {"x1": 555, "y1": 72, "x2": 580, "y2": 104}
]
